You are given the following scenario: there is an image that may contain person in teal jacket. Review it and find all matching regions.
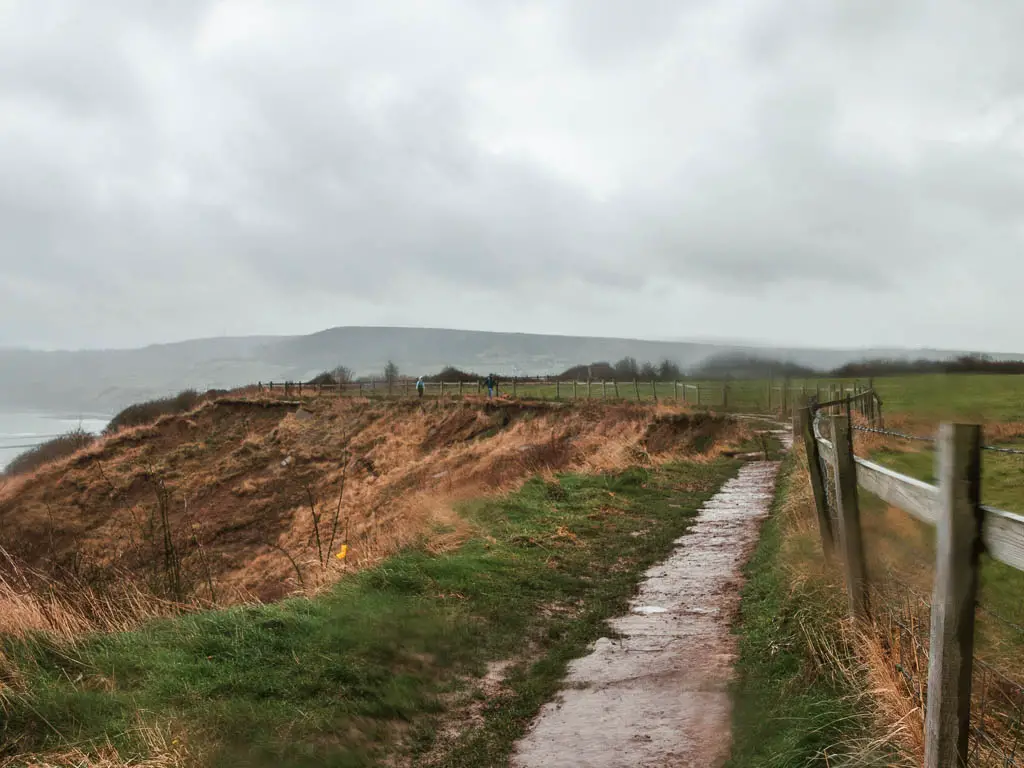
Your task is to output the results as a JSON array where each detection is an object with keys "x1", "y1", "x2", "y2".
[{"x1": 416, "y1": 377, "x2": 425, "y2": 397}]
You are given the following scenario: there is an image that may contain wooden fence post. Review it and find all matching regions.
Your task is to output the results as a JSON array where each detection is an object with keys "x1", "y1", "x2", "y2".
[
  {"x1": 924, "y1": 423, "x2": 983, "y2": 768},
  {"x1": 829, "y1": 415, "x2": 869, "y2": 621},
  {"x1": 696, "y1": 386, "x2": 701, "y2": 407},
  {"x1": 602, "y1": 380, "x2": 607, "y2": 399},
  {"x1": 801, "y1": 407, "x2": 834, "y2": 560},
  {"x1": 573, "y1": 380, "x2": 577, "y2": 400},
  {"x1": 555, "y1": 380, "x2": 560, "y2": 400},
  {"x1": 651, "y1": 380, "x2": 657, "y2": 403},
  {"x1": 513, "y1": 378, "x2": 517, "y2": 398},
  {"x1": 614, "y1": 380, "x2": 620, "y2": 399},
  {"x1": 634, "y1": 380, "x2": 641, "y2": 401}
]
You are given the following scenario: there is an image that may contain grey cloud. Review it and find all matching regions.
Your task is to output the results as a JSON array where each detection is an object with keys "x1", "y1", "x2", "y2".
[{"x1": 2, "y1": 0, "x2": 1024, "y2": 351}]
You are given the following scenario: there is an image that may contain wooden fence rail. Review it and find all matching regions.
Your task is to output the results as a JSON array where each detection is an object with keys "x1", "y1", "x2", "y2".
[{"x1": 803, "y1": 405, "x2": 1024, "y2": 766}]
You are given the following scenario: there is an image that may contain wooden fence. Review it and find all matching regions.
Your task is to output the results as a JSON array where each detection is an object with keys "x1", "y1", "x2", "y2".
[
  {"x1": 800, "y1": 397, "x2": 1024, "y2": 767},
  {"x1": 257, "y1": 377, "x2": 874, "y2": 415}
]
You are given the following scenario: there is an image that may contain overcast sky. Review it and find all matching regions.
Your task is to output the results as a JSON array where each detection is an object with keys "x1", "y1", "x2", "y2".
[{"x1": 2, "y1": 1, "x2": 1022, "y2": 353}]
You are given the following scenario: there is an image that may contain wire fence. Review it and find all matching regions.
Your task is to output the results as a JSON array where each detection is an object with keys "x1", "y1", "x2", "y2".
[
  {"x1": 850, "y1": 423, "x2": 1024, "y2": 455},
  {"x1": 812, "y1": 408, "x2": 1024, "y2": 766}
]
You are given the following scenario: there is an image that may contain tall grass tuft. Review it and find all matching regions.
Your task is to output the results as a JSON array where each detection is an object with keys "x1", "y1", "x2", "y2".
[{"x1": 4, "y1": 429, "x2": 96, "y2": 477}]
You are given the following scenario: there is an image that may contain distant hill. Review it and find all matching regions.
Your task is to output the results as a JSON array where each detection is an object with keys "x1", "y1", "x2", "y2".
[{"x1": 0, "y1": 326, "x2": 1019, "y2": 413}]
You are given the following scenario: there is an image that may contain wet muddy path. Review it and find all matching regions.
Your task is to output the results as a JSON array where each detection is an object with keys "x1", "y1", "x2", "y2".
[{"x1": 512, "y1": 453, "x2": 786, "y2": 768}]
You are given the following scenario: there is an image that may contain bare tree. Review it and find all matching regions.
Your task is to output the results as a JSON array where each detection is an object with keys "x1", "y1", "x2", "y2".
[
  {"x1": 332, "y1": 365, "x2": 354, "y2": 384},
  {"x1": 383, "y1": 360, "x2": 399, "y2": 384}
]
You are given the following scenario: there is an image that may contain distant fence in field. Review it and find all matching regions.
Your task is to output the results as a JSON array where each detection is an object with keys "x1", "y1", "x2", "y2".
[
  {"x1": 801, "y1": 394, "x2": 1024, "y2": 766},
  {"x1": 257, "y1": 377, "x2": 874, "y2": 415}
]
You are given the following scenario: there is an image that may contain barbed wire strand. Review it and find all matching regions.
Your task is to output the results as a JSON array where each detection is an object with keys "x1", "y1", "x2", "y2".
[
  {"x1": 850, "y1": 424, "x2": 1024, "y2": 455},
  {"x1": 978, "y1": 603, "x2": 1024, "y2": 637}
]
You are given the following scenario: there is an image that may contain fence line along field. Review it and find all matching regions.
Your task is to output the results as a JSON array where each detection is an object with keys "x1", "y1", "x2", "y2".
[
  {"x1": 256, "y1": 374, "x2": 874, "y2": 416},
  {"x1": 800, "y1": 384, "x2": 1024, "y2": 767}
]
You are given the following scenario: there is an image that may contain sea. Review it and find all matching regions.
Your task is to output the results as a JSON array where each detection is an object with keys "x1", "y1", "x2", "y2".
[{"x1": 0, "y1": 412, "x2": 110, "y2": 471}]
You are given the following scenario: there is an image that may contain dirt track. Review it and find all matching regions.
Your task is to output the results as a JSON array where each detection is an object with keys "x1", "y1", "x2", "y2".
[{"x1": 512, "y1": 454, "x2": 785, "y2": 768}]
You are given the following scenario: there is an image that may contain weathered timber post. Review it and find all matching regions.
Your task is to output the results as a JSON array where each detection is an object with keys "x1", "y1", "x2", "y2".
[
  {"x1": 696, "y1": 386, "x2": 702, "y2": 407},
  {"x1": 801, "y1": 407, "x2": 834, "y2": 561},
  {"x1": 573, "y1": 380, "x2": 577, "y2": 400},
  {"x1": 614, "y1": 380, "x2": 620, "y2": 398},
  {"x1": 602, "y1": 380, "x2": 607, "y2": 399},
  {"x1": 829, "y1": 414, "x2": 869, "y2": 621},
  {"x1": 634, "y1": 380, "x2": 641, "y2": 401},
  {"x1": 555, "y1": 380, "x2": 560, "y2": 400},
  {"x1": 924, "y1": 423, "x2": 983, "y2": 768},
  {"x1": 459, "y1": 380, "x2": 464, "y2": 397},
  {"x1": 586, "y1": 379, "x2": 591, "y2": 399},
  {"x1": 513, "y1": 378, "x2": 517, "y2": 398},
  {"x1": 652, "y1": 380, "x2": 657, "y2": 403},
  {"x1": 674, "y1": 380, "x2": 679, "y2": 401}
]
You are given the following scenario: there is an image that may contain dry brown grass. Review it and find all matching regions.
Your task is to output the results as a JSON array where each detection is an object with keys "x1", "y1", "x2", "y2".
[
  {"x1": 0, "y1": 565, "x2": 189, "y2": 641},
  {"x1": 0, "y1": 398, "x2": 747, "y2": 638},
  {"x1": 0, "y1": 716, "x2": 190, "y2": 767},
  {"x1": 782, "y1": 445, "x2": 922, "y2": 764}
]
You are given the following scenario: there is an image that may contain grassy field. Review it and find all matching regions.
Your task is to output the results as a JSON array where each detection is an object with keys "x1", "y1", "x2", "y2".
[
  {"x1": 294, "y1": 373, "x2": 1024, "y2": 423},
  {"x1": 0, "y1": 457, "x2": 740, "y2": 767},
  {"x1": 276, "y1": 377, "x2": 869, "y2": 414}
]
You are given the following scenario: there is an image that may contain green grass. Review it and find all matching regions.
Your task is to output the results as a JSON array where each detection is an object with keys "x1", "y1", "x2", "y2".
[
  {"x1": 0, "y1": 459, "x2": 739, "y2": 767},
  {"x1": 727, "y1": 453, "x2": 875, "y2": 767},
  {"x1": 869, "y1": 374, "x2": 1024, "y2": 424},
  {"x1": 351, "y1": 373, "x2": 1024, "y2": 424}
]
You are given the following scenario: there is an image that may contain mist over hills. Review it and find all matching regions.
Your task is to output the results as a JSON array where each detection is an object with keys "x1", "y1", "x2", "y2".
[{"x1": 0, "y1": 326, "x2": 1017, "y2": 414}]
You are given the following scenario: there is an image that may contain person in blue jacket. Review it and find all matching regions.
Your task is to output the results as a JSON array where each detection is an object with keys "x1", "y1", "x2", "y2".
[
  {"x1": 416, "y1": 377, "x2": 425, "y2": 398},
  {"x1": 485, "y1": 374, "x2": 495, "y2": 399}
]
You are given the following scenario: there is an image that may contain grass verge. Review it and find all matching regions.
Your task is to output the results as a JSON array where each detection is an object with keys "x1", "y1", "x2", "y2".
[
  {"x1": 727, "y1": 451, "x2": 910, "y2": 767},
  {"x1": 1, "y1": 458, "x2": 739, "y2": 767}
]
